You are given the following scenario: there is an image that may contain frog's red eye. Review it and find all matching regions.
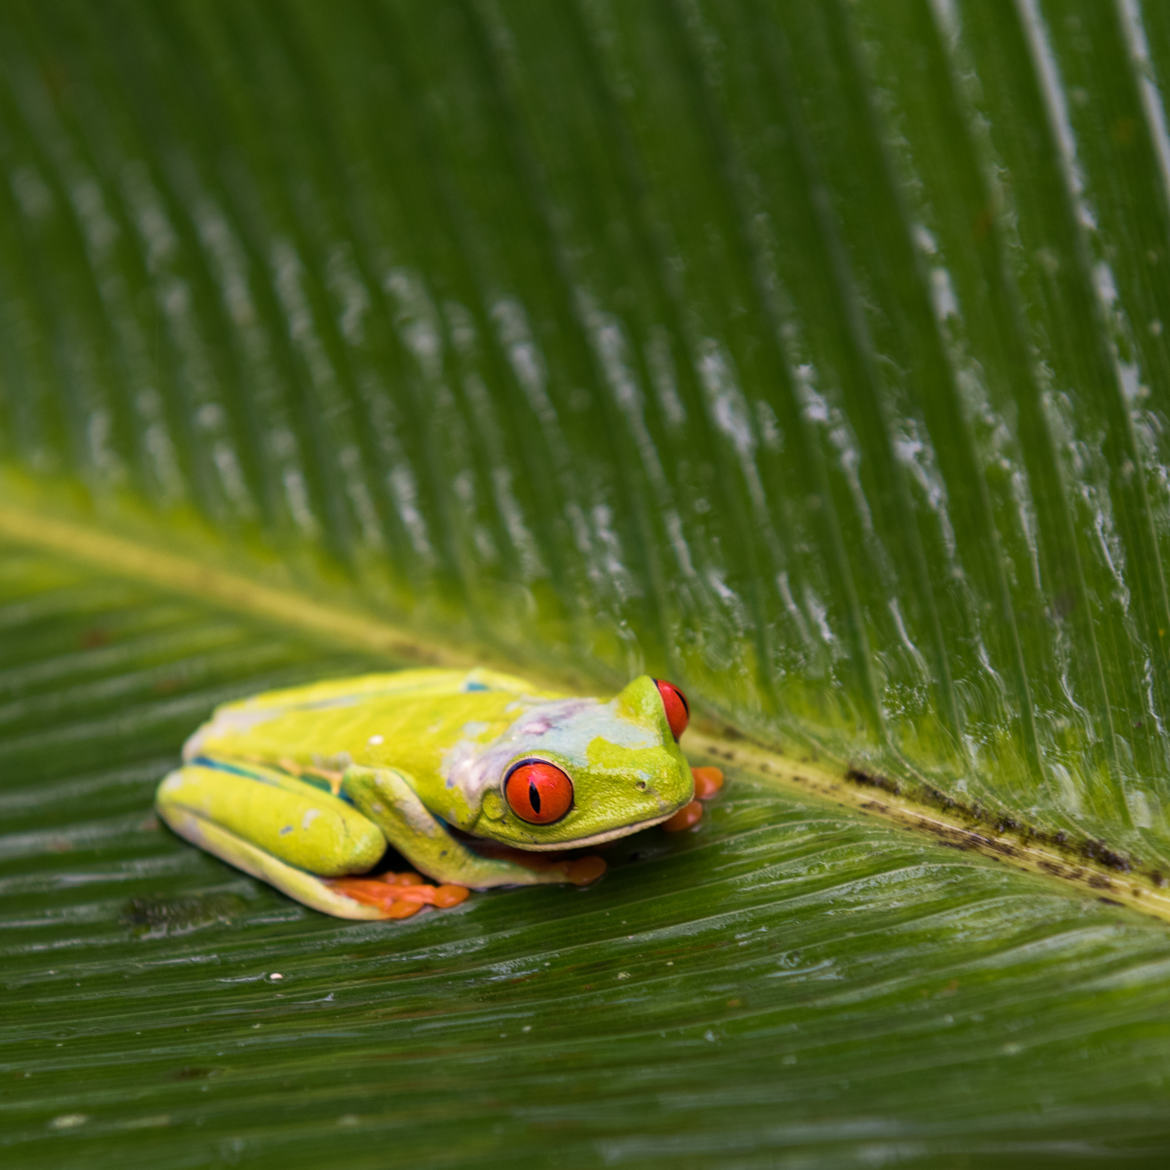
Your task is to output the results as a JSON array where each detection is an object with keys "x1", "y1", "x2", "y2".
[
  {"x1": 654, "y1": 679, "x2": 689, "y2": 740},
  {"x1": 504, "y1": 759, "x2": 574, "y2": 825}
]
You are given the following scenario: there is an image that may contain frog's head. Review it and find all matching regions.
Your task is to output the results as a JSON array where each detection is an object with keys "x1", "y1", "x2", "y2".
[{"x1": 458, "y1": 675, "x2": 695, "y2": 849}]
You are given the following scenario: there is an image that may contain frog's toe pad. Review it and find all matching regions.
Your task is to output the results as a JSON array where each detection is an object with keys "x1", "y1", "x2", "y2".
[
  {"x1": 327, "y1": 873, "x2": 471, "y2": 919},
  {"x1": 692, "y1": 766, "x2": 724, "y2": 799},
  {"x1": 662, "y1": 799, "x2": 704, "y2": 832},
  {"x1": 566, "y1": 855, "x2": 607, "y2": 886}
]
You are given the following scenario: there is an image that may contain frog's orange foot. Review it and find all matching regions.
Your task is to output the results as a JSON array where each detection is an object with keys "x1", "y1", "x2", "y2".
[
  {"x1": 662, "y1": 799, "x2": 703, "y2": 832},
  {"x1": 468, "y1": 841, "x2": 608, "y2": 886},
  {"x1": 663, "y1": 767, "x2": 725, "y2": 833},
  {"x1": 565, "y1": 855, "x2": 607, "y2": 886},
  {"x1": 328, "y1": 871, "x2": 471, "y2": 919},
  {"x1": 692, "y1": 766, "x2": 724, "y2": 799}
]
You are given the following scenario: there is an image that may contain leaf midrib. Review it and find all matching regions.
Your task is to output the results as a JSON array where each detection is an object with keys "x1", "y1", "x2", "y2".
[{"x1": 3, "y1": 484, "x2": 1168, "y2": 926}]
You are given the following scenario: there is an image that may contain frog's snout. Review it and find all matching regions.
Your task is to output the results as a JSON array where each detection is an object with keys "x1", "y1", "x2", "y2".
[{"x1": 640, "y1": 759, "x2": 696, "y2": 815}]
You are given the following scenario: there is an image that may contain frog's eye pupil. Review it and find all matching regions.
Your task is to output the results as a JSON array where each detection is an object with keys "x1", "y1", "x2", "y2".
[
  {"x1": 654, "y1": 678, "x2": 690, "y2": 740},
  {"x1": 505, "y1": 759, "x2": 573, "y2": 824}
]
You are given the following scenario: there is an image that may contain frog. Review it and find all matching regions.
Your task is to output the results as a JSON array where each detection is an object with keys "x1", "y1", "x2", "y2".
[{"x1": 155, "y1": 668, "x2": 724, "y2": 920}]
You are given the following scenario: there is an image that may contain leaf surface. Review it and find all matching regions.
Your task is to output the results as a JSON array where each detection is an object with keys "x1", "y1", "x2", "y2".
[{"x1": 3, "y1": 1, "x2": 1170, "y2": 1164}]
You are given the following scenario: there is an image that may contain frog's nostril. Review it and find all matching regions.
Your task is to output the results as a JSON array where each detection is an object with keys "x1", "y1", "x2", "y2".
[{"x1": 635, "y1": 780, "x2": 648, "y2": 791}]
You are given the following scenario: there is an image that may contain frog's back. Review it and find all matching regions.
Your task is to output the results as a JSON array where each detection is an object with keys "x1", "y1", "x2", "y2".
[
  {"x1": 215, "y1": 668, "x2": 545, "y2": 713},
  {"x1": 183, "y1": 667, "x2": 561, "y2": 778}
]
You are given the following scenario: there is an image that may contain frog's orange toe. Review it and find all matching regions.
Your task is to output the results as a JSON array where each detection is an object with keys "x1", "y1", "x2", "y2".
[
  {"x1": 434, "y1": 884, "x2": 471, "y2": 908},
  {"x1": 383, "y1": 900, "x2": 424, "y2": 919},
  {"x1": 662, "y1": 799, "x2": 703, "y2": 832},
  {"x1": 692, "y1": 766, "x2": 724, "y2": 799},
  {"x1": 566, "y1": 855, "x2": 607, "y2": 886}
]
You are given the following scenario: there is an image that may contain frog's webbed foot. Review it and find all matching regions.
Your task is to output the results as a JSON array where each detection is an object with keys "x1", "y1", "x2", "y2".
[
  {"x1": 662, "y1": 766, "x2": 724, "y2": 833},
  {"x1": 327, "y1": 871, "x2": 470, "y2": 919}
]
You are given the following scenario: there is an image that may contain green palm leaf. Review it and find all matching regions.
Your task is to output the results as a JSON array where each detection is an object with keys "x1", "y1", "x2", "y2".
[{"x1": 4, "y1": 2, "x2": 1170, "y2": 1165}]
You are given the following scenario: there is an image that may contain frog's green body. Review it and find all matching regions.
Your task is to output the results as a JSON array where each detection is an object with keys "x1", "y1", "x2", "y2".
[{"x1": 156, "y1": 668, "x2": 701, "y2": 919}]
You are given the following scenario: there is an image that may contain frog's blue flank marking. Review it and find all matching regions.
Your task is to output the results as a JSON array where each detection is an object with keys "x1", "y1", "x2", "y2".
[
  {"x1": 191, "y1": 754, "x2": 354, "y2": 802},
  {"x1": 192, "y1": 755, "x2": 268, "y2": 782}
]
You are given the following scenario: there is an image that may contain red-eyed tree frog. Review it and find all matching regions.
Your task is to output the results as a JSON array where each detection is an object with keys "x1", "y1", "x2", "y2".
[{"x1": 156, "y1": 669, "x2": 723, "y2": 920}]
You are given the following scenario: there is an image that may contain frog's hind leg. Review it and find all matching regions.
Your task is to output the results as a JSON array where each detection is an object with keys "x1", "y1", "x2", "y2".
[{"x1": 157, "y1": 759, "x2": 394, "y2": 920}]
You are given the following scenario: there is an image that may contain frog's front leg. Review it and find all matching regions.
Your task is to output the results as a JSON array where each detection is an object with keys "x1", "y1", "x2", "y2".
[{"x1": 338, "y1": 765, "x2": 607, "y2": 898}]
